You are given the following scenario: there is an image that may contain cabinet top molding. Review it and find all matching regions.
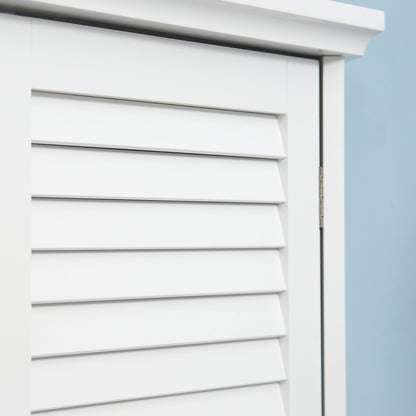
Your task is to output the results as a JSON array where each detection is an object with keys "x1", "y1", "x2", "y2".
[{"x1": 0, "y1": 0, "x2": 384, "y2": 57}]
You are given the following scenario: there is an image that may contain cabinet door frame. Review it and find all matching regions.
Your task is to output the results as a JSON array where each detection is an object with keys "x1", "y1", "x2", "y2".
[{"x1": 0, "y1": 11, "x2": 346, "y2": 416}]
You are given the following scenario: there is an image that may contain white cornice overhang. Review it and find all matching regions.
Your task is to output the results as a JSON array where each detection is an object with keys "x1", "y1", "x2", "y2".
[{"x1": 0, "y1": 0, "x2": 384, "y2": 57}]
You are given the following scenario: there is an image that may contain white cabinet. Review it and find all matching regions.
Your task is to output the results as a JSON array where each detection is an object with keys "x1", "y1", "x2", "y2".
[{"x1": 0, "y1": 2, "x2": 384, "y2": 415}]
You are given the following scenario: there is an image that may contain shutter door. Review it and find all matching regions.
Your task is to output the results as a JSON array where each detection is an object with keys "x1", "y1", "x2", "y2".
[{"x1": 29, "y1": 19, "x2": 320, "y2": 416}]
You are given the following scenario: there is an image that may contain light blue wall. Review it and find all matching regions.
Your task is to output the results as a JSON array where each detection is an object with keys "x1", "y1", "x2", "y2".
[{"x1": 343, "y1": 1, "x2": 416, "y2": 415}]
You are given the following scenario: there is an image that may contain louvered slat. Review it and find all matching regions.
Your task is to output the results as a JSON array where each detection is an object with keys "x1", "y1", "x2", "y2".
[
  {"x1": 32, "y1": 199, "x2": 285, "y2": 250},
  {"x1": 31, "y1": 339, "x2": 286, "y2": 411},
  {"x1": 32, "y1": 295, "x2": 285, "y2": 357},
  {"x1": 31, "y1": 383, "x2": 285, "y2": 416},
  {"x1": 31, "y1": 92, "x2": 285, "y2": 159},
  {"x1": 31, "y1": 145, "x2": 284, "y2": 203},
  {"x1": 31, "y1": 249, "x2": 285, "y2": 303}
]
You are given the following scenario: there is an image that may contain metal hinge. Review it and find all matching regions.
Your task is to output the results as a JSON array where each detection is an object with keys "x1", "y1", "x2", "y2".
[{"x1": 319, "y1": 166, "x2": 324, "y2": 229}]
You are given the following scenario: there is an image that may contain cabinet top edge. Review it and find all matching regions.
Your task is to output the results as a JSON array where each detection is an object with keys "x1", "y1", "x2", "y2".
[{"x1": 0, "y1": 0, "x2": 384, "y2": 58}]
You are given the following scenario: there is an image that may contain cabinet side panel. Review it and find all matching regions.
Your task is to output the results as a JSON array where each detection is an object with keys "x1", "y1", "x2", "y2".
[
  {"x1": 0, "y1": 14, "x2": 31, "y2": 416},
  {"x1": 322, "y1": 56, "x2": 346, "y2": 416}
]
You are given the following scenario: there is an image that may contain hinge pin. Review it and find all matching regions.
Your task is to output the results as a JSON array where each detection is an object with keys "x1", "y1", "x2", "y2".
[{"x1": 319, "y1": 166, "x2": 324, "y2": 229}]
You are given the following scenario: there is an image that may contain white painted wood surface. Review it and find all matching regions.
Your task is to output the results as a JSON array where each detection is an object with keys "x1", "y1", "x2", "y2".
[
  {"x1": 322, "y1": 56, "x2": 346, "y2": 416},
  {"x1": 31, "y1": 19, "x2": 288, "y2": 113},
  {"x1": 32, "y1": 295, "x2": 285, "y2": 356},
  {"x1": 0, "y1": 0, "x2": 384, "y2": 57},
  {"x1": 0, "y1": 12, "x2": 332, "y2": 416},
  {"x1": 27, "y1": 20, "x2": 320, "y2": 416},
  {"x1": 32, "y1": 339, "x2": 286, "y2": 411},
  {"x1": 31, "y1": 249, "x2": 285, "y2": 303},
  {"x1": 0, "y1": 14, "x2": 31, "y2": 416},
  {"x1": 0, "y1": 0, "x2": 380, "y2": 413},
  {"x1": 278, "y1": 57, "x2": 321, "y2": 416},
  {"x1": 31, "y1": 92, "x2": 285, "y2": 159},
  {"x1": 32, "y1": 199, "x2": 285, "y2": 250},
  {"x1": 32, "y1": 384, "x2": 285, "y2": 416},
  {"x1": 27, "y1": 25, "x2": 296, "y2": 414},
  {"x1": 32, "y1": 145, "x2": 285, "y2": 203}
]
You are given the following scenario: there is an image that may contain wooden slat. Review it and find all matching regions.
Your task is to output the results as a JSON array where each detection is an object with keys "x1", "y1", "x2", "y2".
[
  {"x1": 31, "y1": 199, "x2": 285, "y2": 250},
  {"x1": 31, "y1": 20, "x2": 288, "y2": 113},
  {"x1": 31, "y1": 146, "x2": 285, "y2": 203},
  {"x1": 31, "y1": 339, "x2": 286, "y2": 411},
  {"x1": 32, "y1": 294, "x2": 285, "y2": 357},
  {"x1": 31, "y1": 249, "x2": 285, "y2": 303},
  {"x1": 31, "y1": 92, "x2": 285, "y2": 159},
  {"x1": 32, "y1": 383, "x2": 285, "y2": 416}
]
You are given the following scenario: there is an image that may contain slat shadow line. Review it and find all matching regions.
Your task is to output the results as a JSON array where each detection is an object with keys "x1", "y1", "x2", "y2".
[
  {"x1": 31, "y1": 88, "x2": 282, "y2": 117},
  {"x1": 32, "y1": 335, "x2": 285, "y2": 360},
  {"x1": 31, "y1": 246, "x2": 285, "y2": 253},
  {"x1": 31, "y1": 141, "x2": 286, "y2": 161},
  {"x1": 31, "y1": 194, "x2": 285, "y2": 206},
  {"x1": 32, "y1": 290, "x2": 285, "y2": 306}
]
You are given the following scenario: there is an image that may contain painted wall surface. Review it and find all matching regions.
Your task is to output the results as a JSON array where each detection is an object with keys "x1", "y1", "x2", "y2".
[{"x1": 343, "y1": 1, "x2": 416, "y2": 415}]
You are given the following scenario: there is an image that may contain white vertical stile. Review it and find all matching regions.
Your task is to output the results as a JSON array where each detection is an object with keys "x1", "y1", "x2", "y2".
[
  {"x1": 279, "y1": 57, "x2": 321, "y2": 416},
  {"x1": 322, "y1": 55, "x2": 346, "y2": 416},
  {"x1": 0, "y1": 14, "x2": 31, "y2": 416}
]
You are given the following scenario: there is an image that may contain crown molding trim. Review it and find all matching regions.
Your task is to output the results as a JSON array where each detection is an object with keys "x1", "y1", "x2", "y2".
[{"x1": 0, "y1": 0, "x2": 384, "y2": 57}]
